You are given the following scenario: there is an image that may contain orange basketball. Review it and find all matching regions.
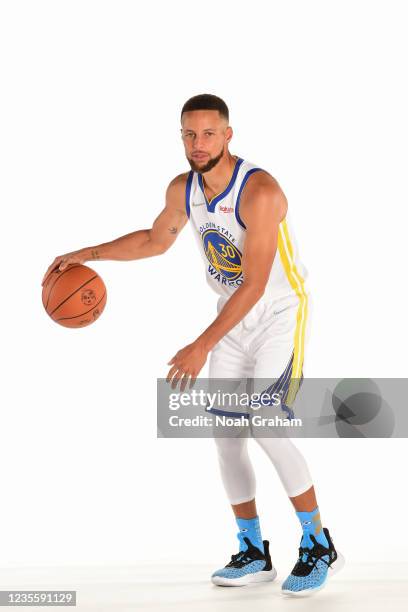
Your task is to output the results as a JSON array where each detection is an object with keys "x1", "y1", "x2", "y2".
[{"x1": 42, "y1": 263, "x2": 107, "y2": 328}]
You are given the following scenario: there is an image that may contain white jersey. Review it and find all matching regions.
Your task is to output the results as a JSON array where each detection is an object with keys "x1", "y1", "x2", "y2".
[{"x1": 185, "y1": 156, "x2": 309, "y2": 302}]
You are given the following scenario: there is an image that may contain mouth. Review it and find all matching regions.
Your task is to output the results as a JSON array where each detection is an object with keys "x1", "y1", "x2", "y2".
[{"x1": 192, "y1": 153, "x2": 208, "y2": 160}]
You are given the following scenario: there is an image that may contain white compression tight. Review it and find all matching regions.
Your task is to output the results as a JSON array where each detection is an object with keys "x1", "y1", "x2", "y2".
[{"x1": 214, "y1": 436, "x2": 314, "y2": 505}]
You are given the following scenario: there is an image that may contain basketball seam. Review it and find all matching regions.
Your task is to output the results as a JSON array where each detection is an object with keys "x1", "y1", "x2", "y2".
[
  {"x1": 49, "y1": 275, "x2": 99, "y2": 315},
  {"x1": 44, "y1": 263, "x2": 81, "y2": 311},
  {"x1": 56, "y1": 290, "x2": 107, "y2": 321}
]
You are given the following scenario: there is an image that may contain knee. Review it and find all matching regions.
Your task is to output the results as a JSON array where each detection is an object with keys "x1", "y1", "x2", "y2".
[
  {"x1": 254, "y1": 436, "x2": 296, "y2": 461},
  {"x1": 213, "y1": 437, "x2": 247, "y2": 462}
]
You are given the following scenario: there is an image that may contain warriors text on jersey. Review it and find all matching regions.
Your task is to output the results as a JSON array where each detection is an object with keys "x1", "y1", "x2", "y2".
[{"x1": 185, "y1": 156, "x2": 309, "y2": 302}]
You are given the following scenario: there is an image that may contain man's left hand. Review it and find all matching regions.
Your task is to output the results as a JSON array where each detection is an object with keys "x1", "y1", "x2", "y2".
[{"x1": 166, "y1": 340, "x2": 208, "y2": 391}]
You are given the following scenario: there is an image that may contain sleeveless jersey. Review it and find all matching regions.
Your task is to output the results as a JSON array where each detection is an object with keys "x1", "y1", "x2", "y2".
[{"x1": 185, "y1": 156, "x2": 309, "y2": 302}]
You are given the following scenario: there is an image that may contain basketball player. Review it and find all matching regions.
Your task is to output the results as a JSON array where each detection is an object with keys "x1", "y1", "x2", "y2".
[{"x1": 42, "y1": 94, "x2": 344, "y2": 596}]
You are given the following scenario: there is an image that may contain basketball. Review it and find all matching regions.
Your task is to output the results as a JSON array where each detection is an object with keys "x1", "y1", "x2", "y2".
[{"x1": 42, "y1": 263, "x2": 107, "y2": 328}]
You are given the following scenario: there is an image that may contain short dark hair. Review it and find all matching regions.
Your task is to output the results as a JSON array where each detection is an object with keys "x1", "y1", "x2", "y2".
[{"x1": 181, "y1": 94, "x2": 229, "y2": 122}]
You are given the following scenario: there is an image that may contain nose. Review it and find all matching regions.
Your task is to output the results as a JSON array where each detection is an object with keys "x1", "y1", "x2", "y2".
[{"x1": 192, "y1": 134, "x2": 207, "y2": 150}]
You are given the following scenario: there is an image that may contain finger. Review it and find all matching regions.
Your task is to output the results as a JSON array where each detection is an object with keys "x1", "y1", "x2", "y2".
[
  {"x1": 166, "y1": 366, "x2": 179, "y2": 383},
  {"x1": 42, "y1": 256, "x2": 63, "y2": 282},
  {"x1": 167, "y1": 355, "x2": 177, "y2": 365},
  {"x1": 41, "y1": 263, "x2": 59, "y2": 286},
  {"x1": 189, "y1": 375, "x2": 197, "y2": 389},
  {"x1": 180, "y1": 372, "x2": 191, "y2": 392},
  {"x1": 166, "y1": 365, "x2": 179, "y2": 383},
  {"x1": 171, "y1": 369, "x2": 186, "y2": 390},
  {"x1": 59, "y1": 259, "x2": 76, "y2": 271}
]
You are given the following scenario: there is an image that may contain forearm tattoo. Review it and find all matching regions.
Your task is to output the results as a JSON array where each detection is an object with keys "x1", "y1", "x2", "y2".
[{"x1": 91, "y1": 249, "x2": 100, "y2": 260}]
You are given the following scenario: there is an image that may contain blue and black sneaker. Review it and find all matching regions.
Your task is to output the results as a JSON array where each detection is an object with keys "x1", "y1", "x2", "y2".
[
  {"x1": 281, "y1": 527, "x2": 345, "y2": 596},
  {"x1": 211, "y1": 537, "x2": 277, "y2": 586}
]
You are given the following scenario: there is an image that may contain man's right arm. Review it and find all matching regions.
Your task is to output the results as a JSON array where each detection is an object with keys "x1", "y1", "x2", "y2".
[
  {"x1": 41, "y1": 173, "x2": 189, "y2": 285},
  {"x1": 87, "y1": 173, "x2": 189, "y2": 261}
]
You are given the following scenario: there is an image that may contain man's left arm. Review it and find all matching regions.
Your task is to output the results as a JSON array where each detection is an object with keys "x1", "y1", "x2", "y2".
[{"x1": 166, "y1": 174, "x2": 288, "y2": 390}]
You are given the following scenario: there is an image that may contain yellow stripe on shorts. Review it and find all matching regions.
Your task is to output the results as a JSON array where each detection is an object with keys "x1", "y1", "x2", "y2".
[{"x1": 277, "y1": 219, "x2": 309, "y2": 406}]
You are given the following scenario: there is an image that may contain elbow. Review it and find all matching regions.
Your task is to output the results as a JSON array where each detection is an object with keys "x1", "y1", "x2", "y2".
[
  {"x1": 149, "y1": 239, "x2": 168, "y2": 256},
  {"x1": 255, "y1": 286, "x2": 266, "y2": 301},
  {"x1": 155, "y1": 243, "x2": 168, "y2": 256},
  {"x1": 243, "y1": 282, "x2": 266, "y2": 301},
  {"x1": 147, "y1": 229, "x2": 168, "y2": 256}
]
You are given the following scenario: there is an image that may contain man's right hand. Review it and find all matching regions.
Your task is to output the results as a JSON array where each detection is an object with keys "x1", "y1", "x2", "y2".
[
  {"x1": 41, "y1": 174, "x2": 189, "y2": 287},
  {"x1": 41, "y1": 248, "x2": 90, "y2": 286}
]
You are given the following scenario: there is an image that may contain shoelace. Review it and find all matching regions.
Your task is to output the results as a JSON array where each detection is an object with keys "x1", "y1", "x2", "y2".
[
  {"x1": 227, "y1": 550, "x2": 252, "y2": 566},
  {"x1": 296, "y1": 545, "x2": 331, "y2": 572}
]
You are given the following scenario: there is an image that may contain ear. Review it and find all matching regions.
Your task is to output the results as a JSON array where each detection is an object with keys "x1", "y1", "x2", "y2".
[{"x1": 225, "y1": 125, "x2": 233, "y2": 144}]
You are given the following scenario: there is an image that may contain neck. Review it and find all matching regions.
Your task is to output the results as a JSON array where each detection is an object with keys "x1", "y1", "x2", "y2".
[{"x1": 201, "y1": 152, "x2": 238, "y2": 197}]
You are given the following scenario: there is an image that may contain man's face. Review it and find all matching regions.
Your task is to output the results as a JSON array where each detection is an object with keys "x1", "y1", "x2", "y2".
[{"x1": 181, "y1": 110, "x2": 232, "y2": 173}]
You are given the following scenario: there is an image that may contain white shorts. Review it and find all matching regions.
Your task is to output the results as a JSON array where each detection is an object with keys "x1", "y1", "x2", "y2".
[{"x1": 207, "y1": 291, "x2": 313, "y2": 419}]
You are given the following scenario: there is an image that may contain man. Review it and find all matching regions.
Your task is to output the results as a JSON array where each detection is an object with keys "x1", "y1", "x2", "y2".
[{"x1": 42, "y1": 93, "x2": 344, "y2": 596}]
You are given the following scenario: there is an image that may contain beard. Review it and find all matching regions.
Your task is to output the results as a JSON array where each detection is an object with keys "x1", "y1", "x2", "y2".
[{"x1": 187, "y1": 147, "x2": 224, "y2": 173}]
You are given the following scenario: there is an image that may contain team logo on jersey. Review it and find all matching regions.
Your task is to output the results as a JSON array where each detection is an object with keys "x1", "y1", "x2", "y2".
[{"x1": 202, "y1": 229, "x2": 242, "y2": 282}]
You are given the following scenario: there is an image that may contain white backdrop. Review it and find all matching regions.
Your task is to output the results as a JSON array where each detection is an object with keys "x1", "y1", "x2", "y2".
[{"x1": 1, "y1": 0, "x2": 407, "y2": 570}]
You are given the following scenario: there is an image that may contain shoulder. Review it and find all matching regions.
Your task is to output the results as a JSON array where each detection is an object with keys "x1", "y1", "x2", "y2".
[
  {"x1": 165, "y1": 172, "x2": 191, "y2": 212},
  {"x1": 239, "y1": 168, "x2": 288, "y2": 224},
  {"x1": 166, "y1": 171, "x2": 190, "y2": 193}
]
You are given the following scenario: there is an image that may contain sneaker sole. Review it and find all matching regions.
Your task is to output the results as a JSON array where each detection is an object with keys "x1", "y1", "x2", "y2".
[
  {"x1": 281, "y1": 551, "x2": 345, "y2": 597},
  {"x1": 212, "y1": 566, "x2": 277, "y2": 587}
]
